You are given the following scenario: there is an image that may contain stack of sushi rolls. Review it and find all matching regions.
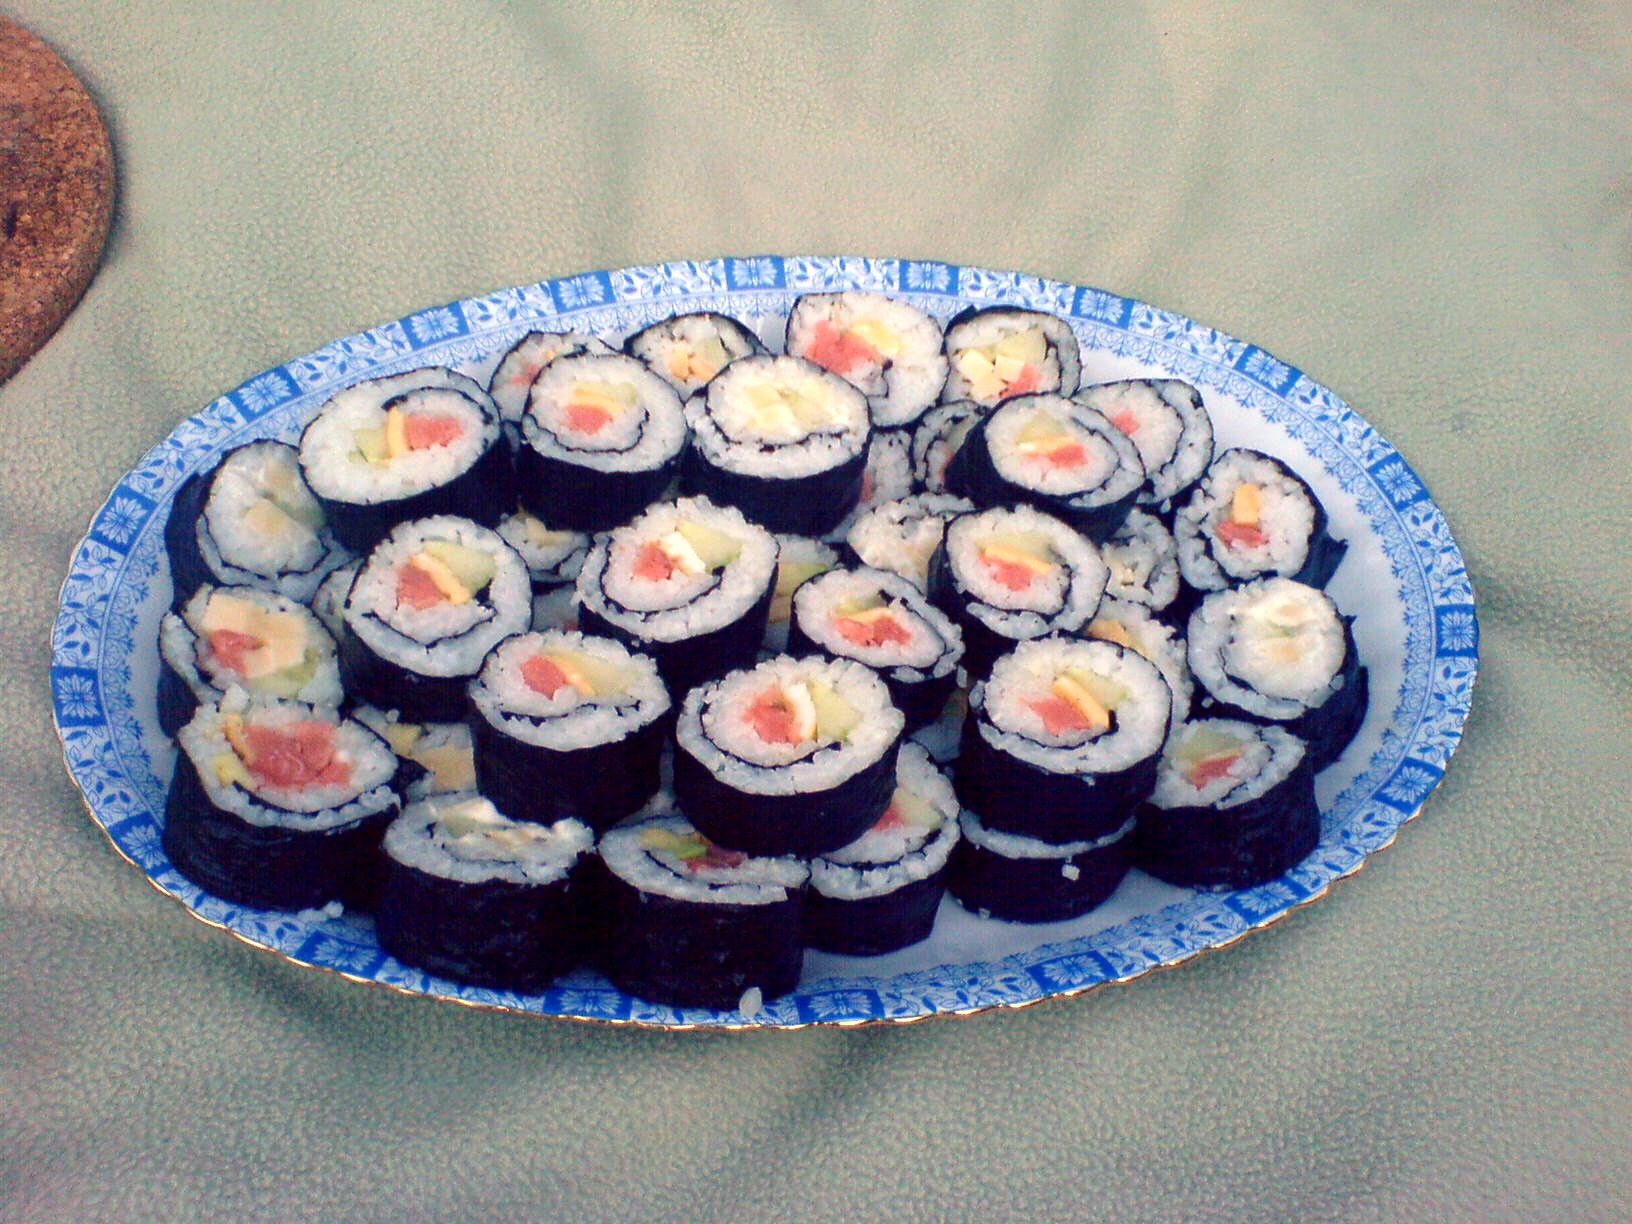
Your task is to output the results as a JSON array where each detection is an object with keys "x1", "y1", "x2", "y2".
[
  {"x1": 486, "y1": 329, "x2": 613, "y2": 441},
  {"x1": 911, "y1": 400, "x2": 984, "y2": 493},
  {"x1": 515, "y1": 353, "x2": 688, "y2": 531},
  {"x1": 674, "y1": 655, "x2": 905, "y2": 858},
  {"x1": 336, "y1": 515, "x2": 532, "y2": 720},
  {"x1": 1173, "y1": 448, "x2": 1348, "y2": 598},
  {"x1": 1073, "y1": 378, "x2": 1213, "y2": 514},
  {"x1": 376, "y1": 794, "x2": 594, "y2": 993},
  {"x1": 158, "y1": 585, "x2": 343, "y2": 736},
  {"x1": 764, "y1": 534, "x2": 840, "y2": 653},
  {"x1": 787, "y1": 566, "x2": 964, "y2": 732},
  {"x1": 596, "y1": 810, "x2": 809, "y2": 1010},
  {"x1": 843, "y1": 491, "x2": 975, "y2": 592},
  {"x1": 164, "y1": 440, "x2": 348, "y2": 609},
  {"x1": 785, "y1": 291, "x2": 948, "y2": 430},
  {"x1": 1186, "y1": 577, "x2": 1367, "y2": 771},
  {"x1": 164, "y1": 693, "x2": 404, "y2": 911},
  {"x1": 576, "y1": 495, "x2": 778, "y2": 696},
  {"x1": 298, "y1": 367, "x2": 511, "y2": 552},
  {"x1": 1133, "y1": 718, "x2": 1318, "y2": 890},
  {"x1": 803, "y1": 742, "x2": 961, "y2": 956},
  {"x1": 467, "y1": 630, "x2": 670, "y2": 833},
  {"x1": 623, "y1": 310, "x2": 765, "y2": 398},
  {"x1": 1100, "y1": 508, "x2": 1182, "y2": 614},
  {"x1": 945, "y1": 392, "x2": 1146, "y2": 542},
  {"x1": 681, "y1": 354, "x2": 872, "y2": 535},
  {"x1": 928, "y1": 503, "x2": 1109, "y2": 679},
  {"x1": 941, "y1": 306, "x2": 1082, "y2": 406},
  {"x1": 495, "y1": 507, "x2": 591, "y2": 594}
]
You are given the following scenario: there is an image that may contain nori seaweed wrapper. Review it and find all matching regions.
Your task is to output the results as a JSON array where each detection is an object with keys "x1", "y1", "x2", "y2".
[
  {"x1": 945, "y1": 817, "x2": 1132, "y2": 923},
  {"x1": 314, "y1": 440, "x2": 514, "y2": 555},
  {"x1": 802, "y1": 870, "x2": 946, "y2": 957},
  {"x1": 469, "y1": 712, "x2": 668, "y2": 835},
  {"x1": 680, "y1": 444, "x2": 868, "y2": 537},
  {"x1": 514, "y1": 445, "x2": 678, "y2": 534}
]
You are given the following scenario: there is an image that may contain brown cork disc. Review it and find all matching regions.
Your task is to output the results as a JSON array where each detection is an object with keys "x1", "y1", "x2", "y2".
[{"x1": 0, "y1": 18, "x2": 115, "y2": 385}]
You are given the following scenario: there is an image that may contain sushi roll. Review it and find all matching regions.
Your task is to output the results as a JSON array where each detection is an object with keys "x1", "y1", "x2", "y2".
[
  {"x1": 674, "y1": 655, "x2": 905, "y2": 858},
  {"x1": 597, "y1": 811, "x2": 809, "y2": 1010},
  {"x1": 785, "y1": 291, "x2": 948, "y2": 429},
  {"x1": 911, "y1": 400, "x2": 984, "y2": 493},
  {"x1": 164, "y1": 440, "x2": 348, "y2": 610},
  {"x1": 486, "y1": 329, "x2": 613, "y2": 437},
  {"x1": 354, "y1": 707, "x2": 478, "y2": 801},
  {"x1": 764, "y1": 534, "x2": 841, "y2": 654},
  {"x1": 515, "y1": 352, "x2": 688, "y2": 532},
  {"x1": 575, "y1": 495, "x2": 778, "y2": 696},
  {"x1": 1074, "y1": 378, "x2": 1213, "y2": 512},
  {"x1": 624, "y1": 310, "x2": 765, "y2": 398},
  {"x1": 336, "y1": 515, "x2": 532, "y2": 721},
  {"x1": 1186, "y1": 577, "x2": 1368, "y2": 772},
  {"x1": 957, "y1": 636, "x2": 1171, "y2": 845},
  {"x1": 298, "y1": 367, "x2": 510, "y2": 553},
  {"x1": 927, "y1": 504, "x2": 1108, "y2": 680},
  {"x1": 467, "y1": 630, "x2": 670, "y2": 833},
  {"x1": 163, "y1": 694, "x2": 402, "y2": 911},
  {"x1": 495, "y1": 507, "x2": 591, "y2": 592},
  {"x1": 681, "y1": 354, "x2": 871, "y2": 535},
  {"x1": 945, "y1": 393, "x2": 1146, "y2": 542},
  {"x1": 157, "y1": 585, "x2": 343, "y2": 736},
  {"x1": 844, "y1": 492, "x2": 975, "y2": 592},
  {"x1": 376, "y1": 794, "x2": 593, "y2": 992},
  {"x1": 1100, "y1": 508, "x2": 1182, "y2": 614},
  {"x1": 945, "y1": 807, "x2": 1134, "y2": 924},
  {"x1": 787, "y1": 566, "x2": 963, "y2": 732},
  {"x1": 1173, "y1": 448, "x2": 1348, "y2": 598},
  {"x1": 941, "y1": 306, "x2": 1081, "y2": 407},
  {"x1": 1082, "y1": 598, "x2": 1194, "y2": 736},
  {"x1": 1134, "y1": 718, "x2": 1319, "y2": 889},
  {"x1": 803, "y1": 743, "x2": 960, "y2": 956}
]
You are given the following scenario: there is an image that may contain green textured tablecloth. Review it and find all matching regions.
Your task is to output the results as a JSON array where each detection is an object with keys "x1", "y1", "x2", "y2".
[{"x1": 4, "y1": 4, "x2": 1628, "y2": 1221}]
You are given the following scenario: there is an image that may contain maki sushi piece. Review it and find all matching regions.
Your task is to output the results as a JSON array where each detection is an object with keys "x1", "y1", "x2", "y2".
[
  {"x1": 336, "y1": 515, "x2": 532, "y2": 721},
  {"x1": 1173, "y1": 448, "x2": 1348, "y2": 598},
  {"x1": 1134, "y1": 718, "x2": 1318, "y2": 889},
  {"x1": 515, "y1": 353, "x2": 688, "y2": 532},
  {"x1": 788, "y1": 566, "x2": 963, "y2": 732},
  {"x1": 764, "y1": 534, "x2": 841, "y2": 653},
  {"x1": 597, "y1": 811, "x2": 809, "y2": 1010},
  {"x1": 163, "y1": 695, "x2": 402, "y2": 911},
  {"x1": 624, "y1": 310, "x2": 765, "y2": 398},
  {"x1": 941, "y1": 306, "x2": 1081, "y2": 407},
  {"x1": 467, "y1": 630, "x2": 670, "y2": 833},
  {"x1": 1075, "y1": 378, "x2": 1213, "y2": 513},
  {"x1": 158, "y1": 585, "x2": 343, "y2": 736},
  {"x1": 674, "y1": 655, "x2": 905, "y2": 858},
  {"x1": 927, "y1": 504, "x2": 1108, "y2": 680},
  {"x1": 803, "y1": 743, "x2": 960, "y2": 956},
  {"x1": 945, "y1": 807, "x2": 1134, "y2": 923},
  {"x1": 164, "y1": 440, "x2": 347, "y2": 609},
  {"x1": 299, "y1": 367, "x2": 511, "y2": 553},
  {"x1": 844, "y1": 492, "x2": 975, "y2": 592},
  {"x1": 1099, "y1": 508, "x2": 1182, "y2": 615},
  {"x1": 681, "y1": 354, "x2": 871, "y2": 535},
  {"x1": 957, "y1": 636, "x2": 1171, "y2": 845},
  {"x1": 486, "y1": 329, "x2": 613, "y2": 438},
  {"x1": 376, "y1": 794, "x2": 593, "y2": 993},
  {"x1": 575, "y1": 495, "x2": 778, "y2": 696},
  {"x1": 785, "y1": 291, "x2": 948, "y2": 430},
  {"x1": 945, "y1": 393, "x2": 1146, "y2": 542},
  {"x1": 911, "y1": 400, "x2": 984, "y2": 494},
  {"x1": 495, "y1": 507, "x2": 591, "y2": 593},
  {"x1": 1082, "y1": 598, "x2": 1194, "y2": 736},
  {"x1": 1186, "y1": 577, "x2": 1368, "y2": 772}
]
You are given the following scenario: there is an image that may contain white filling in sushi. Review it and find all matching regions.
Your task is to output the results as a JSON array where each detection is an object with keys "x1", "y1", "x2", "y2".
[{"x1": 198, "y1": 441, "x2": 331, "y2": 582}]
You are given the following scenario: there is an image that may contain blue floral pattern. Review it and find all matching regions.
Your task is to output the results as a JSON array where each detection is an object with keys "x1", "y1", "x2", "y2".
[{"x1": 50, "y1": 257, "x2": 1476, "y2": 1029}]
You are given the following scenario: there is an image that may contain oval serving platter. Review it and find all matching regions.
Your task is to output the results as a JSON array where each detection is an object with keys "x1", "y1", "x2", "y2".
[{"x1": 51, "y1": 256, "x2": 1478, "y2": 1028}]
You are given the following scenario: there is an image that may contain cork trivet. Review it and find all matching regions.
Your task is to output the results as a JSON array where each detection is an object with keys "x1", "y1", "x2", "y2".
[{"x1": 0, "y1": 17, "x2": 114, "y2": 385}]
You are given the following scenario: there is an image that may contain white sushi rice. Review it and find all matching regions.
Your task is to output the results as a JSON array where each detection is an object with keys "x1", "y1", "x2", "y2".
[
  {"x1": 984, "y1": 394, "x2": 1126, "y2": 498},
  {"x1": 197, "y1": 441, "x2": 334, "y2": 592},
  {"x1": 161, "y1": 585, "x2": 344, "y2": 709},
  {"x1": 943, "y1": 504, "x2": 1108, "y2": 637},
  {"x1": 975, "y1": 636, "x2": 1171, "y2": 773},
  {"x1": 1101, "y1": 509, "x2": 1181, "y2": 609},
  {"x1": 765, "y1": 534, "x2": 840, "y2": 652},
  {"x1": 496, "y1": 510, "x2": 590, "y2": 588},
  {"x1": 1175, "y1": 449, "x2": 1321, "y2": 588},
  {"x1": 1076, "y1": 378, "x2": 1212, "y2": 507},
  {"x1": 846, "y1": 492, "x2": 975, "y2": 591},
  {"x1": 811, "y1": 743, "x2": 960, "y2": 899},
  {"x1": 520, "y1": 353, "x2": 686, "y2": 471},
  {"x1": 487, "y1": 330, "x2": 613, "y2": 426},
  {"x1": 1084, "y1": 598, "x2": 1193, "y2": 734},
  {"x1": 300, "y1": 367, "x2": 500, "y2": 504},
  {"x1": 599, "y1": 813, "x2": 808, "y2": 905},
  {"x1": 344, "y1": 516, "x2": 532, "y2": 678},
  {"x1": 911, "y1": 400, "x2": 984, "y2": 493},
  {"x1": 1186, "y1": 577, "x2": 1348, "y2": 719},
  {"x1": 1148, "y1": 719, "x2": 1305, "y2": 810},
  {"x1": 686, "y1": 355, "x2": 869, "y2": 478},
  {"x1": 792, "y1": 566, "x2": 961, "y2": 681},
  {"x1": 785, "y1": 292, "x2": 948, "y2": 429},
  {"x1": 625, "y1": 311, "x2": 762, "y2": 397},
  {"x1": 957, "y1": 807, "x2": 1136, "y2": 859},
  {"x1": 469, "y1": 629, "x2": 669, "y2": 751},
  {"x1": 384, "y1": 795, "x2": 593, "y2": 885},
  {"x1": 941, "y1": 308, "x2": 1082, "y2": 404},
  {"x1": 177, "y1": 694, "x2": 399, "y2": 828},
  {"x1": 679, "y1": 655, "x2": 903, "y2": 792}
]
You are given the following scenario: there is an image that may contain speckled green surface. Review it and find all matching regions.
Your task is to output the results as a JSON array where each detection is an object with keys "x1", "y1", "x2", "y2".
[{"x1": 3, "y1": 3, "x2": 1628, "y2": 1221}]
